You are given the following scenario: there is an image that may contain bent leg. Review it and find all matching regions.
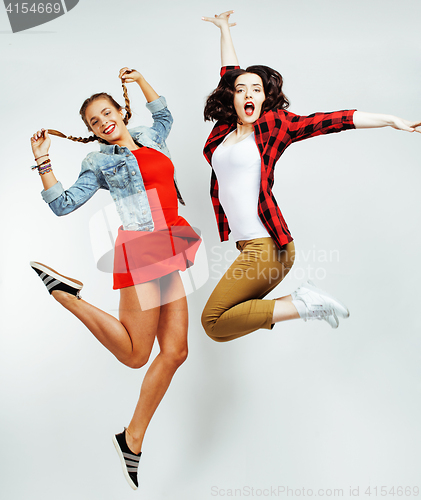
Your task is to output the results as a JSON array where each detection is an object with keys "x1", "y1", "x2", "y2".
[
  {"x1": 202, "y1": 238, "x2": 295, "y2": 342},
  {"x1": 52, "y1": 279, "x2": 162, "y2": 367},
  {"x1": 125, "y1": 271, "x2": 188, "y2": 453}
]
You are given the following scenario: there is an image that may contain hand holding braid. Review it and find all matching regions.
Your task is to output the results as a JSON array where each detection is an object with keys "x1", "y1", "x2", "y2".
[
  {"x1": 119, "y1": 67, "x2": 159, "y2": 104},
  {"x1": 31, "y1": 128, "x2": 51, "y2": 158},
  {"x1": 37, "y1": 70, "x2": 134, "y2": 145},
  {"x1": 119, "y1": 67, "x2": 138, "y2": 124}
]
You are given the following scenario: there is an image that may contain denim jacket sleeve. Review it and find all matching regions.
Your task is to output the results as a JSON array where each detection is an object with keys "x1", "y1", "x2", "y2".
[
  {"x1": 145, "y1": 96, "x2": 173, "y2": 143},
  {"x1": 41, "y1": 156, "x2": 103, "y2": 216}
]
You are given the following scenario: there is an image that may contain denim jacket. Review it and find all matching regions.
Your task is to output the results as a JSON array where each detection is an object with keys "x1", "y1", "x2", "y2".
[{"x1": 41, "y1": 96, "x2": 184, "y2": 231}]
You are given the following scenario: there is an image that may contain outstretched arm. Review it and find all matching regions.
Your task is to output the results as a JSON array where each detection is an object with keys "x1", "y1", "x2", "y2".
[
  {"x1": 119, "y1": 67, "x2": 159, "y2": 103},
  {"x1": 202, "y1": 10, "x2": 239, "y2": 67},
  {"x1": 353, "y1": 111, "x2": 421, "y2": 133}
]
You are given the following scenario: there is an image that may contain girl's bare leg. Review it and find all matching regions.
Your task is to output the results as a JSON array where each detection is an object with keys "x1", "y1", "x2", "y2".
[
  {"x1": 53, "y1": 271, "x2": 188, "y2": 454},
  {"x1": 51, "y1": 279, "x2": 162, "y2": 368},
  {"x1": 272, "y1": 294, "x2": 300, "y2": 323},
  {"x1": 124, "y1": 271, "x2": 188, "y2": 454}
]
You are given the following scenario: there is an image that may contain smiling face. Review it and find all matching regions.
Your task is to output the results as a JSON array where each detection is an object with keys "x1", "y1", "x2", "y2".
[
  {"x1": 233, "y1": 73, "x2": 266, "y2": 125},
  {"x1": 84, "y1": 98, "x2": 127, "y2": 144}
]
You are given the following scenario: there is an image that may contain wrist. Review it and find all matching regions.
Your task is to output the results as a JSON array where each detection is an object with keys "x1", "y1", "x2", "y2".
[
  {"x1": 31, "y1": 156, "x2": 53, "y2": 176},
  {"x1": 387, "y1": 115, "x2": 397, "y2": 127},
  {"x1": 35, "y1": 153, "x2": 50, "y2": 163},
  {"x1": 220, "y1": 24, "x2": 231, "y2": 35}
]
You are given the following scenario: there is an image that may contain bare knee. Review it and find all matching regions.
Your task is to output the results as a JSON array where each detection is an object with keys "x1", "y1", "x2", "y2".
[
  {"x1": 171, "y1": 347, "x2": 188, "y2": 368},
  {"x1": 124, "y1": 352, "x2": 152, "y2": 370},
  {"x1": 161, "y1": 347, "x2": 188, "y2": 369}
]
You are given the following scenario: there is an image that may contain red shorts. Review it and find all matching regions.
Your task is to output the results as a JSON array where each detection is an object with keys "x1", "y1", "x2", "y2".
[{"x1": 113, "y1": 219, "x2": 201, "y2": 289}]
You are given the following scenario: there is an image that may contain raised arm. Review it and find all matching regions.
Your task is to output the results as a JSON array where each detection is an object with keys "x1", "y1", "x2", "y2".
[
  {"x1": 202, "y1": 10, "x2": 239, "y2": 67},
  {"x1": 31, "y1": 129, "x2": 58, "y2": 191},
  {"x1": 353, "y1": 111, "x2": 421, "y2": 133},
  {"x1": 119, "y1": 67, "x2": 159, "y2": 103}
]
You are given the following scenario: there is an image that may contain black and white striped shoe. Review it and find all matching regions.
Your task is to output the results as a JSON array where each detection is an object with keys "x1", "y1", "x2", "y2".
[
  {"x1": 113, "y1": 429, "x2": 141, "y2": 490},
  {"x1": 30, "y1": 261, "x2": 83, "y2": 299}
]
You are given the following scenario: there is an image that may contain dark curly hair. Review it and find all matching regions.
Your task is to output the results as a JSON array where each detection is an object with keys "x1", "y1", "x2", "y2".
[{"x1": 204, "y1": 65, "x2": 290, "y2": 125}]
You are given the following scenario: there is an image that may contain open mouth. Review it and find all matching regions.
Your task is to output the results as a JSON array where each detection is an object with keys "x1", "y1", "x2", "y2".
[
  {"x1": 244, "y1": 102, "x2": 255, "y2": 117},
  {"x1": 103, "y1": 124, "x2": 116, "y2": 135}
]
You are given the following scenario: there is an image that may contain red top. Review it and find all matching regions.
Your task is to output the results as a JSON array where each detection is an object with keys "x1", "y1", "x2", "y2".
[
  {"x1": 203, "y1": 66, "x2": 356, "y2": 250},
  {"x1": 131, "y1": 147, "x2": 187, "y2": 230},
  {"x1": 113, "y1": 147, "x2": 201, "y2": 289}
]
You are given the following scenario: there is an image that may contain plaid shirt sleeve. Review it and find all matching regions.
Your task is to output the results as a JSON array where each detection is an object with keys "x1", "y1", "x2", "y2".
[
  {"x1": 220, "y1": 66, "x2": 241, "y2": 77},
  {"x1": 284, "y1": 109, "x2": 356, "y2": 143}
]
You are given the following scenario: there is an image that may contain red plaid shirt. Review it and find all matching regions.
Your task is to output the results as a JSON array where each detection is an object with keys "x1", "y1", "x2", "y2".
[{"x1": 203, "y1": 66, "x2": 356, "y2": 250}]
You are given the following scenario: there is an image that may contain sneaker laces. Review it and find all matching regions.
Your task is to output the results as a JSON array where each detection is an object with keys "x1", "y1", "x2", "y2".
[
  {"x1": 305, "y1": 304, "x2": 334, "y2": 321},
  {"x1": 292, "y1": 288, "x2": 334, "y2": 321}
]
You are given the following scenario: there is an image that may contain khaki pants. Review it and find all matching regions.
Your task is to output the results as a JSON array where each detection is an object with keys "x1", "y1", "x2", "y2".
[{"x1": 201, "y1": 238, "x2": 295, "y2": 342}]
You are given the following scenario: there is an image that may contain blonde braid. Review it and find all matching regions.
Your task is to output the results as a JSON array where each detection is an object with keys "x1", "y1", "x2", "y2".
[
  {"x1": 121, "y1": 80, "x2": 132, "y2": 125},
  {"x1": 48, "y1": 129, "x2": 100, "y2": 144}
]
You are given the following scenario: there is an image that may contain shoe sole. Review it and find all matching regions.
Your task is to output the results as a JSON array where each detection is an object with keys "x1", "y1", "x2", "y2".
[
  {"x1": 305, "y1": 280, "x2": 350, "y2": 318},
  {"x1": 30, "y1": 261, "x2": 83, "y2": 290},
  {"x1": 112, "y1": 435, "x2": 138, "y2": 491}
]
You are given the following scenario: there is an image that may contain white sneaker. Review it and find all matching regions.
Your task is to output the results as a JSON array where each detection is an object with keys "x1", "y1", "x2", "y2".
[{"x1": 292, "y1": 280, "x2": 350, "y2": 329}]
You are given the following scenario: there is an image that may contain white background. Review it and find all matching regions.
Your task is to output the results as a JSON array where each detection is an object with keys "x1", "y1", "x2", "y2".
[{"x1": 1, "y1": 1, "x2": 421, "y2": 499}]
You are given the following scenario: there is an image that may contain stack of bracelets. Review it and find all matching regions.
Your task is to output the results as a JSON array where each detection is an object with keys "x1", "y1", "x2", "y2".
[{"x1": 31, "y1": 154, "x2": 52, "y2": 175}]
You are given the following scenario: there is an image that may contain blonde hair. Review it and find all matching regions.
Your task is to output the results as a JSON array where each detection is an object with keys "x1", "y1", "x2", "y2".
[{"x1": 48, "y1": 78, "x2": 132, "y2": 144}]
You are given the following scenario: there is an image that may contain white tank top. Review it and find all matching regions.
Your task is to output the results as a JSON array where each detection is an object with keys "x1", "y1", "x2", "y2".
[{"x1": 212, "y1": 132, "x2": 271, "y2": 242}]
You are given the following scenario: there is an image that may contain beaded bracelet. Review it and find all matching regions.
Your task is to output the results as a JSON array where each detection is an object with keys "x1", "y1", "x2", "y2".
[
  {"x1": 38, "y1": 162, "x2": 52, "y2": 174},
  {"x1": 31, "y1": 160, "x2": 50, "y2": 171},
  {"x1": 38, "y1": 163, "x2": 52, "y2": 171},
  {"x1": 38, "y1": 163, "x2": 51, "y2": 171},
  {"x1": 38, "y1": 158, "x2": 51, "y2": 167},
  {"x1": 31, "y1": 159, "x2": 53, "y2": 175}
]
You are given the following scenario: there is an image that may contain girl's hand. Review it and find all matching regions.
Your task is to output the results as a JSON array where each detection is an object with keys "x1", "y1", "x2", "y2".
[
  {"x1": 390, "y1": 116, "x2": 421, "y2": 133},
  {"x1": 119, "y1": 67, "x2": 143, "y2": 84},
  {"x1": 31, "y1": 129, "x2": 51, "y2": 158},
  {"x1": 202, "y1": 10, "x2": 236, "y2": 29}
]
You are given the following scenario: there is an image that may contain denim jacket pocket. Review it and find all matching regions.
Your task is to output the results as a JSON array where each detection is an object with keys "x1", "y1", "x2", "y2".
[{"x1": 102, "y1": 161, "x2": 130, "y2": 189}]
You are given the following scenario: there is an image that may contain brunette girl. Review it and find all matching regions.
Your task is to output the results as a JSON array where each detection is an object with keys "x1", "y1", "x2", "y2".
[
  {"x1": 201, "y1": 12, "x2": 420, "y2": 342},
  {"x1": 30, "y1": 68, "x2": 200, "y2": 490}
]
